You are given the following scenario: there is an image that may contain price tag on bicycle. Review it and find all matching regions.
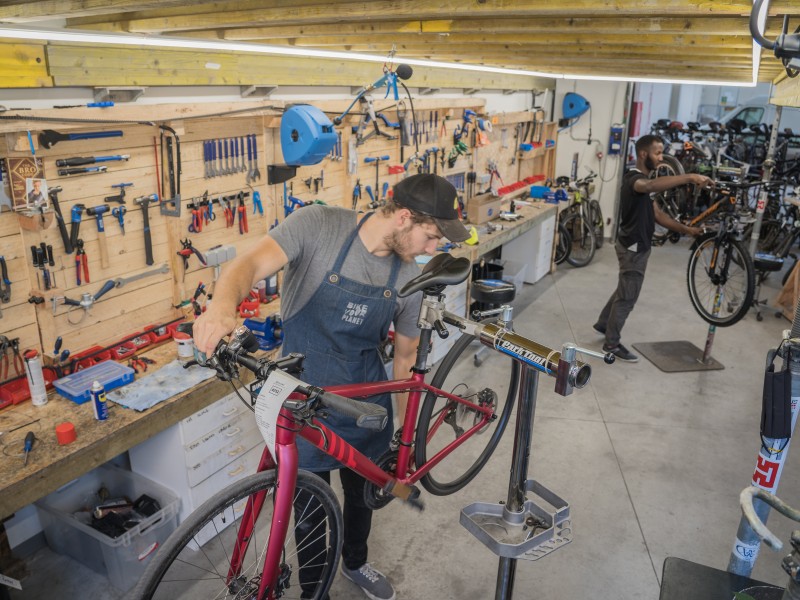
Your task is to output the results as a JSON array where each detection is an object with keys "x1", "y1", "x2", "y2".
[{"x1": 254, "y1": 369, "x2": 299, "y2": 460}]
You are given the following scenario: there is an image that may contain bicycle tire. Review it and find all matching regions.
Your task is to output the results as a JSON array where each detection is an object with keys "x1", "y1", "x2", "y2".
[
  {"x1": 589, "y1": 199, "x2": 604, "y2": 248},
  {"x1": 555, "y1": 221, "x2": 572, "y2": 265},
  {"x1": 652, "y1": 155, "x2": 687, "y2": 218},
  {"x1": 563, "y1": 214, "x2": 597, "y2": 267},
  {"x1": 134, "y1": 470, "x2": 342, "y2": 600},
  {"x1": 687, "y1": 235, "x2": 755, "y2": 327},
  {"x1": 415, "y1": 333, "x2": 519, "y2": 496}
]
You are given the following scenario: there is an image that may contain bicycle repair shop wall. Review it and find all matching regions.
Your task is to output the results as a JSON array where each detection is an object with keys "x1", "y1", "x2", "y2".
[{"x1": 0, "y1": 94, "x2": 559, "y2": 533}]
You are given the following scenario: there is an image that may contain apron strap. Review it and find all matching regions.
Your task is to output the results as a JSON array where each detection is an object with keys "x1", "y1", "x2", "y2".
[
  {"x1": 386, "y1": 254, "x2": 402, "y2": 291},
  {"x1": 331, "y1": 212, "x2": 373, "y2": 273}
]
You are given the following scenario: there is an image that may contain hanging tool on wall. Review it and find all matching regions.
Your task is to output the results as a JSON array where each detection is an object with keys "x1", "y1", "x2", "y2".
[
  {"x1": 176, "y1": 238, "x2": 207, "y2": 272},
  {"x1": 57, "y1": 279, "x2": 116, "y2": 324},
  {"x1": 75, "y1": 239, "x2": 89, "y2": 285},
  {"x1": 364, "y1": 155, "x2": 389, "y2": 204},
  {"x1": 237, "y1": 192, "x2": 249, "y2": 234},
  {"x1": 159, "y1": 125, "x2": 181, "y2": 217},
  {"x1": 69, "y1": 204, "x2": 85, "y2": 250},
  {"x1": 0, "y1": 256, "x2": 10, "y2": 305},
  {"x1": 252, "y1": 191, "x2": 263, "y2": 215},
  {"x1": 104, "y1": 182, "x2": 132, "y2": 204},
  {"x1": 56, "y1": 154, "x2": 130, "y2": 168},
  {"x1": 48, "y1": 186, "x2": 73, "y2": 254},
  {"x1": 57, "y1": 165, "x2": 108, "y2": 177},
  {"x1": 134, "y1": 194, "x2": 159, "y2": 266},
  {"x1": 86, "y1": 205, "x2": 111, "y2": 269},
  {"x1": 112, "y1": 206, "x2": 126, "y2": 235},
  {"x1": 38, "y1": 129, "x2": 123, "y2": 149},
  {"x1": 352, "y1": 180, "x2": 362, "y2": 211}
]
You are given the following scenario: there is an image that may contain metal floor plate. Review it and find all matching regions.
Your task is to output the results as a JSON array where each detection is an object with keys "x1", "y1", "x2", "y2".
[{"x1": 633, "y1": 340, "x2": 724, "y2": 372}]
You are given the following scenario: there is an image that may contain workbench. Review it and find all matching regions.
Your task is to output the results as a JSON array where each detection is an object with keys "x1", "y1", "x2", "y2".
[{"x1": 0, "y1": 201, "x2": 557, "y2": 523}]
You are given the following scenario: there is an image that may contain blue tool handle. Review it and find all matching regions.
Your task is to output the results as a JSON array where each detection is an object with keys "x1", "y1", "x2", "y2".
[
  {"x1": 60, "y1": 349, "x2": 70, "y2": 362},
  {"x1": 247, "y1": 135, "x2": 252, "y2": 160},
  {"x1": 217, "y1": 139, "x2": 223, "y2": 162},
  {"x1": 210, "y1": 140, "x2": 215, "y2": 162},
  {"x1": 93, "y1": 279, "x2": 116, "y2": 301},
  {"x1": 382, "y1": 182, "x2": 389, "y2": 198},
  {"x1": 112, "y1": 182, "x2": 133, "y2": 189},
  {"x1": 24, "y1": 432, "x2": 34, "y2": 452},
  {"x1": 70, "y1": 206, "x2": 84, "y2": 221},
  {"x1": 54, "y1": 336, "x2": 62, "y2": 354},
  {"x1": 365, "y1": 186, "x2": 374, "y2": 202},
  {"x1": 224, "y1": 140, "x2": 229, "y2": 160},
  {"x1": 67, "y1": 131, "x2": 123, "y2": 141},
  {"x1": 86, "y1": 101, "x2": 114, "y2": 108}
]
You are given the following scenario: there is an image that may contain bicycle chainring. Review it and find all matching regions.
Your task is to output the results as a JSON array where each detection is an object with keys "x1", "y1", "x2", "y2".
[{"x1": 363, "y1": 449, "x2": 399, "y2": 510}]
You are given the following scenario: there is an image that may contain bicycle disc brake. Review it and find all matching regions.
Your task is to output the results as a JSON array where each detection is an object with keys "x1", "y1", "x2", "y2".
[
  {"x1": 363, "y1": 449, "x2": 399, "y2": 510},
  {"x1": 229, "y1": 573, "x2": 260, "y2": 599}
]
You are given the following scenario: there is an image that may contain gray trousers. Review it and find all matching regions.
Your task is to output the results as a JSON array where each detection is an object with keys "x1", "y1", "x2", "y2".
[{"x1": 595, "y1": 241, "x2": 651, "y2": 347}]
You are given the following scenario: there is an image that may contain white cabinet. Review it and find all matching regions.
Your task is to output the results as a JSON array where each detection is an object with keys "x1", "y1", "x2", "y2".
[
  {"x1": 130, "y1": 391, "x2": 266, "y2": 543},
  {"x1": 500, "y1": 213, "x2": 556, "y2": 284}
]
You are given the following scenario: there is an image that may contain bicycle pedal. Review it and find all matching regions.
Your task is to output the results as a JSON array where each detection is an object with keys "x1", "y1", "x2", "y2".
[{"x1": 403, "y1": 486, "x2": 424, "y2": 512}]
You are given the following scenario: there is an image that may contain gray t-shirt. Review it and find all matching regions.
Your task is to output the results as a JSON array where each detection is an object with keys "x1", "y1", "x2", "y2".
[{"x1": 269, "y1": 205, "x2": 423, "y2": 338}]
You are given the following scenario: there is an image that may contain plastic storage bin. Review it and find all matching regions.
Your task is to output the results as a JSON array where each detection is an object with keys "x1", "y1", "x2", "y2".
[
  {"x1": 501, "y1": 259, "x2": 528, "y2": 292},
  {"x1": 35, "y1": 464, "x2": 180, "y2": 592}
]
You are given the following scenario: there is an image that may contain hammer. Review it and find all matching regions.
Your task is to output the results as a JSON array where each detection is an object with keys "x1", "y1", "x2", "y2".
[
  {"x1": 135, "y1": 194, "x2": 159, "y2": 266},
  {"x1": 86, "y1": 205, "x2": 110, "y2": 269}
]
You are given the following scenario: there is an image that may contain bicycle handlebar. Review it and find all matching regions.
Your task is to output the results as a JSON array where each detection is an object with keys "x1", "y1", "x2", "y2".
[{"x1": 739, "y1": 486, "x2": 800, "y2": 551}]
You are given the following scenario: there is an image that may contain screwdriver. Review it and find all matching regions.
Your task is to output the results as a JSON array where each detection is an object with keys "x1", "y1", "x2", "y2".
[{"x1": 23, "y1": 431, "x2": 35, "y2": 465}]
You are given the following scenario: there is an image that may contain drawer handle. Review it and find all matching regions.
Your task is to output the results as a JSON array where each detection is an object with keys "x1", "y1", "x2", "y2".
[
  {"x1": 228, "y1": 464, "x2": 245, "y2": 477},
  {"x1": 222, "y1": 406, "x2": 238, "y2": 417},
  {"x1": 225, "y1": 427, "x2": 242, "y2": 438},
  {"x1": 228, "y1": 445, "x2": 245, "y2": 457}
]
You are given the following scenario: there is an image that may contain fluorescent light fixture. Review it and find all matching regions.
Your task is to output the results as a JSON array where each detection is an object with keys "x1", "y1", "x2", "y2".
[{"x1": 0, "y1": 25, "x2": 759, "y2": 87}]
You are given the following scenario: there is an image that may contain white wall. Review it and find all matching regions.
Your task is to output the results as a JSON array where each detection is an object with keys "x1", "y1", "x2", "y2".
[{"x1": 555, "y1": 79, "x2": 629, "y2": 237}]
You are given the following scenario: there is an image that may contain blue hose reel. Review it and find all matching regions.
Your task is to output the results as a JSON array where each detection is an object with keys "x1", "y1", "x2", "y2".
[{"x1": 280, "y1": 104, "x2": 338, "y2": 166}]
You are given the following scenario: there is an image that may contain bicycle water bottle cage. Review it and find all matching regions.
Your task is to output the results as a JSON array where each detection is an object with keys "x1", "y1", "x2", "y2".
[{"x1": 398, "y1": 253, "x2": 471, "y2": 298}]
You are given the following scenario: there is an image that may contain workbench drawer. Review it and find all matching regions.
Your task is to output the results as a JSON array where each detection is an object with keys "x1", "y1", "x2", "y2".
[
  {"x1": 186, "y1": 427, "x2": 264, "y2": 488},
  {"x1": 190, "y1": 443, "x2": 266, "y2": 509},
  {"x1": 183, "y1": 410, "x2": 259, "y2": 467},
  {"x1": 180, "y1": 392, "x2": 241, "y2": 443}
]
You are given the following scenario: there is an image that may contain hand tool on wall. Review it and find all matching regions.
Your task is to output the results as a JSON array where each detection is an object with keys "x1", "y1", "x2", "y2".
[
  {"x1": 223, "y1": 138, "x2": 231, "y2": 176},
  {"x1": 69, "y1": 204, "x2": 85, "y2": 250},
  {"x1": 252, "y1": 191, "x2": 263, "y2": 215},
  {"x1": 33, "y1": 244, "x2": 51, "y2": 290},
  {"x1": 207, "y1": 140, "x2": 216, "y2": 178},
  {"x1": 86, "y1": 205, "x2": 111, "y2": 269},
  {"x1": 222, "y1": 195, "x2": 235, "y2": 228},
  {"x1": 135, "y1": 194, "x2": 158, "y2": 266},
  {"x1": 0, "y1": 257, "x2": 10, "y2": 304},
  {"x1": 113, "y1": 263, "x2": 169, "y2": 289},
  {"x1": 75, "y1": 239, "x2": 89, "y2": 285},
  {"x1": 38, "y1": 129, "x2": 123, "y2": 149},
  {"x1": 364, "y1": 155, "x2": 389, "y2": 201},
  {"x1": 104, "y1": 182, "x2": 132, "y2": 204},
  {"x1": 60, "y1": 279, "x2": 116, "y2": 323},
  {"x1": 112, "y1": 206, "x2": 126, "y2": 235},
  {"x1": 47, "y1": 186, "x2": 73, "y2": 254},
  {"x1": 203, "y1": 141, "x2": 210, "y2": 179},
  {"x1": 217, "y1": 139, "x2": 224, "y2": 178},
  {"x1": 159, "y1": 125, "x2": 181, "y2": 217},
  {"x1": 352, "y1": 180, "x2": 362, "y2": 211},
  {"x1": 237, "y1": 192, "x2": 249, "y2": 234},
  {"x1": 250, "y1": 134, "x2": 261, "y2": 181},
  {"x1": 188, "y1": 201, "x2": 203, "y2": 233},
  {"x1": 177, "y1": 238, "x2": 207, "y2": 272},
  {"x1": 0, "y1": 163, "x2": 12, "y2": 212},
  {"x1": 57, "y1": 166, "x2": 108, "y2": 177},
  {"x1": 56, "y1": 155, "x2": 130, "y2": 168}
]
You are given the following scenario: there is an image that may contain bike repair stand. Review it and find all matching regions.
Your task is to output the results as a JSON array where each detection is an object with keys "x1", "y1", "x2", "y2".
[
  {"x1": 460, "y1": 346, "x2": 581, "y2": 600},
  {"x1": 634, "y1": 290, "x2": 724, "y2": 373}
]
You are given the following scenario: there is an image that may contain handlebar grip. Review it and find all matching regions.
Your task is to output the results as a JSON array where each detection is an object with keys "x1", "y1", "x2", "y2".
[{"x1": 319, "y1": 391, "x2": 388, "y2": 431}]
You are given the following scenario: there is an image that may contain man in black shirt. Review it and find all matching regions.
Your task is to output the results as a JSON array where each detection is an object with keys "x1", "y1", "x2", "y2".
[{"x1": 593, "y1": 134, "x2": 712, "y2": 362}]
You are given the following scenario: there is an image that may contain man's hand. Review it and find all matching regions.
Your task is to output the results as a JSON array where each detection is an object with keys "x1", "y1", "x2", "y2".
[
  {"x1": 192, "y1": 306, "x2": 238, "y2": 356},
  {"x1": 686, "y1": 225, "x2": 704, "y2": 237},
  {"x1": 689, "y1": 174, "x2": 714, "y2": 189}
]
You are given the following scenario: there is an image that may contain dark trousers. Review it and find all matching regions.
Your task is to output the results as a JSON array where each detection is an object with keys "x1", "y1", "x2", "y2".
[
  {"x1": 297, "y1": 468, "x2": 372, "y2": 596},
  {"x1": 595, "y1": 241, "x2": 651, "y2": 347}
]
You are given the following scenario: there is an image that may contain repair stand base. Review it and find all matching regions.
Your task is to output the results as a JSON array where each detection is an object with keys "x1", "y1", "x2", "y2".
[{"x1": 633, "y1": 341, "x2": 724, "y2": 372}]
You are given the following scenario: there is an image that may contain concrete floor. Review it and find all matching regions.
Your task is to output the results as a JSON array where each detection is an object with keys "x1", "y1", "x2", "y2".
[{"x1": 10, "y1": 239, "x2": 800, "y2": 599}]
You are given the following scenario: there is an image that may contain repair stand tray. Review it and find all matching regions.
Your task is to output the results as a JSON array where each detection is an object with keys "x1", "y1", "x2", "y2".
[{"x1": 633, "y1": 340, "x2": 724, "y2": 373}]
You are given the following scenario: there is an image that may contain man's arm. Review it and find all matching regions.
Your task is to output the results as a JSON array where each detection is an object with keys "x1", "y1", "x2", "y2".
[
  {"x1": 653, "y1": 201, "x2": 702, "y2": 237},
  {"x1": 634, "y1": 172, "x2": 712, "y2": 195},
  {"x1": 193, "y1": 235, "x2": 289, "y2": 354},
  {"x1": 392, "y1": 331, "x2": 419, "y2": 423}
]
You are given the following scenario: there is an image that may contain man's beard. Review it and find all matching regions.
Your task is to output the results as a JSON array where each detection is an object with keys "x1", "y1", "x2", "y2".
[
  {"x1": 384, "y1": 227, "x2": 416, "y2": 263},
  {"x1": 644, "y1": 155, "x2": 658, "y2": 171}
]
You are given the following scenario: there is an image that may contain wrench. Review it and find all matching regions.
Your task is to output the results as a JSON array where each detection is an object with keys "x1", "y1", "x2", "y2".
[
  {"x1": 217, "y1": 139, "x2": 224, "y2": 177},
  {"x1": 240, "y1": 136, "x2": 247, "y2": 173},
  {"x1": 251, "y1": 134, "x2": 261, "y2": 181},
  {"x1": 113, "y1": 263, "x2": 170, "y2": 288}
]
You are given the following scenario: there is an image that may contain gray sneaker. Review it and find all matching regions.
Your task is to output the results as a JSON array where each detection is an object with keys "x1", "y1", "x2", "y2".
[
  {"x1": 341, "y1": 563, "x2": 396, "y2": 600},
  {"x1": 602, "y1": 343, "x2": 639, "y2": 363}
]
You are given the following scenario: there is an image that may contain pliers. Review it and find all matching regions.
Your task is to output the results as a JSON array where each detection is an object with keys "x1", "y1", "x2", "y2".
[
  {"x1": 10, "y1": 338, "x2": 23, "y2": 377},
  {"x1": 0, "y1": 256, "x2": 11, "y2": 303},
  {"x1": 252, "y1": 191, "x2": 263, "y2": 215},
  {"x1": 237, "y1": 193, "x2": 248, "y2": 234},
  {"x1": 129, "y1": 356, "x2": 155, "y2": 373},
  {"x1": 223, "y1": 197, "x2": 235, "y2": 228},
  {"x1": 75, "y1": 239, "x2": 90, "y2": 285},
  {"x1": 188, "y1": 206, "x2": 203, "y2": 233},
  {"x1": 204, "y1": 198, "x2": 216, "y2": 223}
]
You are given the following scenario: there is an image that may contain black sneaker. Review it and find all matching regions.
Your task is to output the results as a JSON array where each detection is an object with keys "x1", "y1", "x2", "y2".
[
  {"x1": 602, "y1": 343, "x2": 639, "y2": 363},
  {"x1": 592, "y1": 324, "x2": 606, "y2": 335},
  {"x1": 341, "y1": 563, "x2": 396, "y2": 600}
]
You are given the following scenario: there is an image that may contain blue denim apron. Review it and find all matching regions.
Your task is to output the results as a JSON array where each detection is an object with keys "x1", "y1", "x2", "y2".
[{"x1": 282, "y1": 212, "x2": 401, "y2": 471}]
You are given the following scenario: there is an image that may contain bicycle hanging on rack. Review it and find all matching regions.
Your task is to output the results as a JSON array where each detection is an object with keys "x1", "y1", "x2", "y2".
[{"x1": 133, "y1": 253, "x2": 611, "y2": 600}]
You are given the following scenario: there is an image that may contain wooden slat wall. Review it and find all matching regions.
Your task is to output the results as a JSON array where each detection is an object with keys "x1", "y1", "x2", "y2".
[{"x1": 0, "y1": 99, "x2": 554, "y2": 390}]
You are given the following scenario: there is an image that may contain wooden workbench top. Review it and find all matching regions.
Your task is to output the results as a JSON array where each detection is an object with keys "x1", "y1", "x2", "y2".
[{"x1": 0, "y1": 343, "x2": 235, "y2": 521}]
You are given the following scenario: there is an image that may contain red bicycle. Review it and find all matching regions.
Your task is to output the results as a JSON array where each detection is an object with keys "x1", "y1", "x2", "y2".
[{"x1": 134, "y1": 254, "x2": 599, "y2": 600}]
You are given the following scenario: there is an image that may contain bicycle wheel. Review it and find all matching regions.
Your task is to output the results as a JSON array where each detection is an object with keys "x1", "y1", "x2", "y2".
[
  {"x1": 563, "y1": 213, "x2": 597, "y2": 267},
  {"x1": 135, "y1": 470, "x2": 342, "y2": 600},
  {"x1": 687, "y1": 235, "x2": 755, "y2": 327},
  {"x1": 415, "y1": 333, "x2": 519, "y2": 496},
  {"x1": 589, "y1": 199, "x2": 604, "y2": 248},
  {"x1": 652, "y1": 155, "x2": 687, "y2": 218},
  {"x1": 555, "y1": 221, "x2": 572, "y2": 265}
]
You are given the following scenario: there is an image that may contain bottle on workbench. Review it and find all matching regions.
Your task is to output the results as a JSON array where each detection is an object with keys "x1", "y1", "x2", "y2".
[
  {"x1": 23, "y1": 350, "x2": 47, "y2": 407},
  {"x1": 90, "y1": 380, "x2": 109, "y2": 421}
]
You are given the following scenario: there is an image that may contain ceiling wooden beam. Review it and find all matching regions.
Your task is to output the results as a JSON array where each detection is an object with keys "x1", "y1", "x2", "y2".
[
  {"x1": 55, "y1": 0, "x2": 798, "y2": 36},
  {"x1": 0, "y1": 0, "x2": 208, "y2": 23}
]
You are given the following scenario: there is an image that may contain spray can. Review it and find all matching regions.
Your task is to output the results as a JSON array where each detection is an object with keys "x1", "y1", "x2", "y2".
[
  {"x1": 90, "y1": 380, "x2": 109, "y2": 421},
  {"x1": 23, "y1": 350, "x2": 47, "y2": 407}
]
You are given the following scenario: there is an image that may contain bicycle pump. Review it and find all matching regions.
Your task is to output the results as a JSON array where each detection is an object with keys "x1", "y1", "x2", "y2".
[{"x1": 727, "y1": 294, "x2": 800, "y2": 577}]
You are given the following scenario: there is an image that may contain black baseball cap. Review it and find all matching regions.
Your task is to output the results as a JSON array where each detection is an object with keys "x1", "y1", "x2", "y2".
[{"x1": 393, "y1": 174, "x2": 470, "y2": 242}]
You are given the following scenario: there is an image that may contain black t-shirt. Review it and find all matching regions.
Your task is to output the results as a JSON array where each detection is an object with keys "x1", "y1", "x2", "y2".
[{"x1": 617, "y1": 169, "x2": 654, "y2": 253}]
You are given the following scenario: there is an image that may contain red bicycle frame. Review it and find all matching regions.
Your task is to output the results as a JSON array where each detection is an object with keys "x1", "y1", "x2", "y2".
[{"x1": 225, "y1": 369, "x2": 497, "y2": 599}]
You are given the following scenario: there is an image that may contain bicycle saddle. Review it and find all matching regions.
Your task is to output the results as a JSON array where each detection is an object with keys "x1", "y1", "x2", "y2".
[
  {"x1": 708, "y1": 121, "x2": 721, "y2": 132},
  {"x1": 398, "y1": 253, "x2": 471, "y2": 297},
  {"x1": 687, "y1": 122, "x2": 700, "y2": 131},
  {"x1": 656, "y1": 118, "x2": 671, "y2": 128},
  {"x1": 726, "y1": 118, "x2": 746, "y2": 134}
]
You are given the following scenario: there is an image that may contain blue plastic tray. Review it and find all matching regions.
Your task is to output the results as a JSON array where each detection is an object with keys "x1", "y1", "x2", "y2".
[{"x1": 54, "y1": 361, "x2": 136, "y2": 404}]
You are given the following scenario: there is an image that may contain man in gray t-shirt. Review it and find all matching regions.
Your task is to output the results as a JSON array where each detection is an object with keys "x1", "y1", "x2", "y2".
[{"x1": 194, "y1": 173, "x2": 469, "y2": 600}]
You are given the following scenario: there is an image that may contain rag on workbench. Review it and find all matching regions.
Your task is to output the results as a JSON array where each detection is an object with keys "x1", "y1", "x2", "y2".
[{"x1": 106, "y1": 360, "x2": 216, "y2": 411}]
